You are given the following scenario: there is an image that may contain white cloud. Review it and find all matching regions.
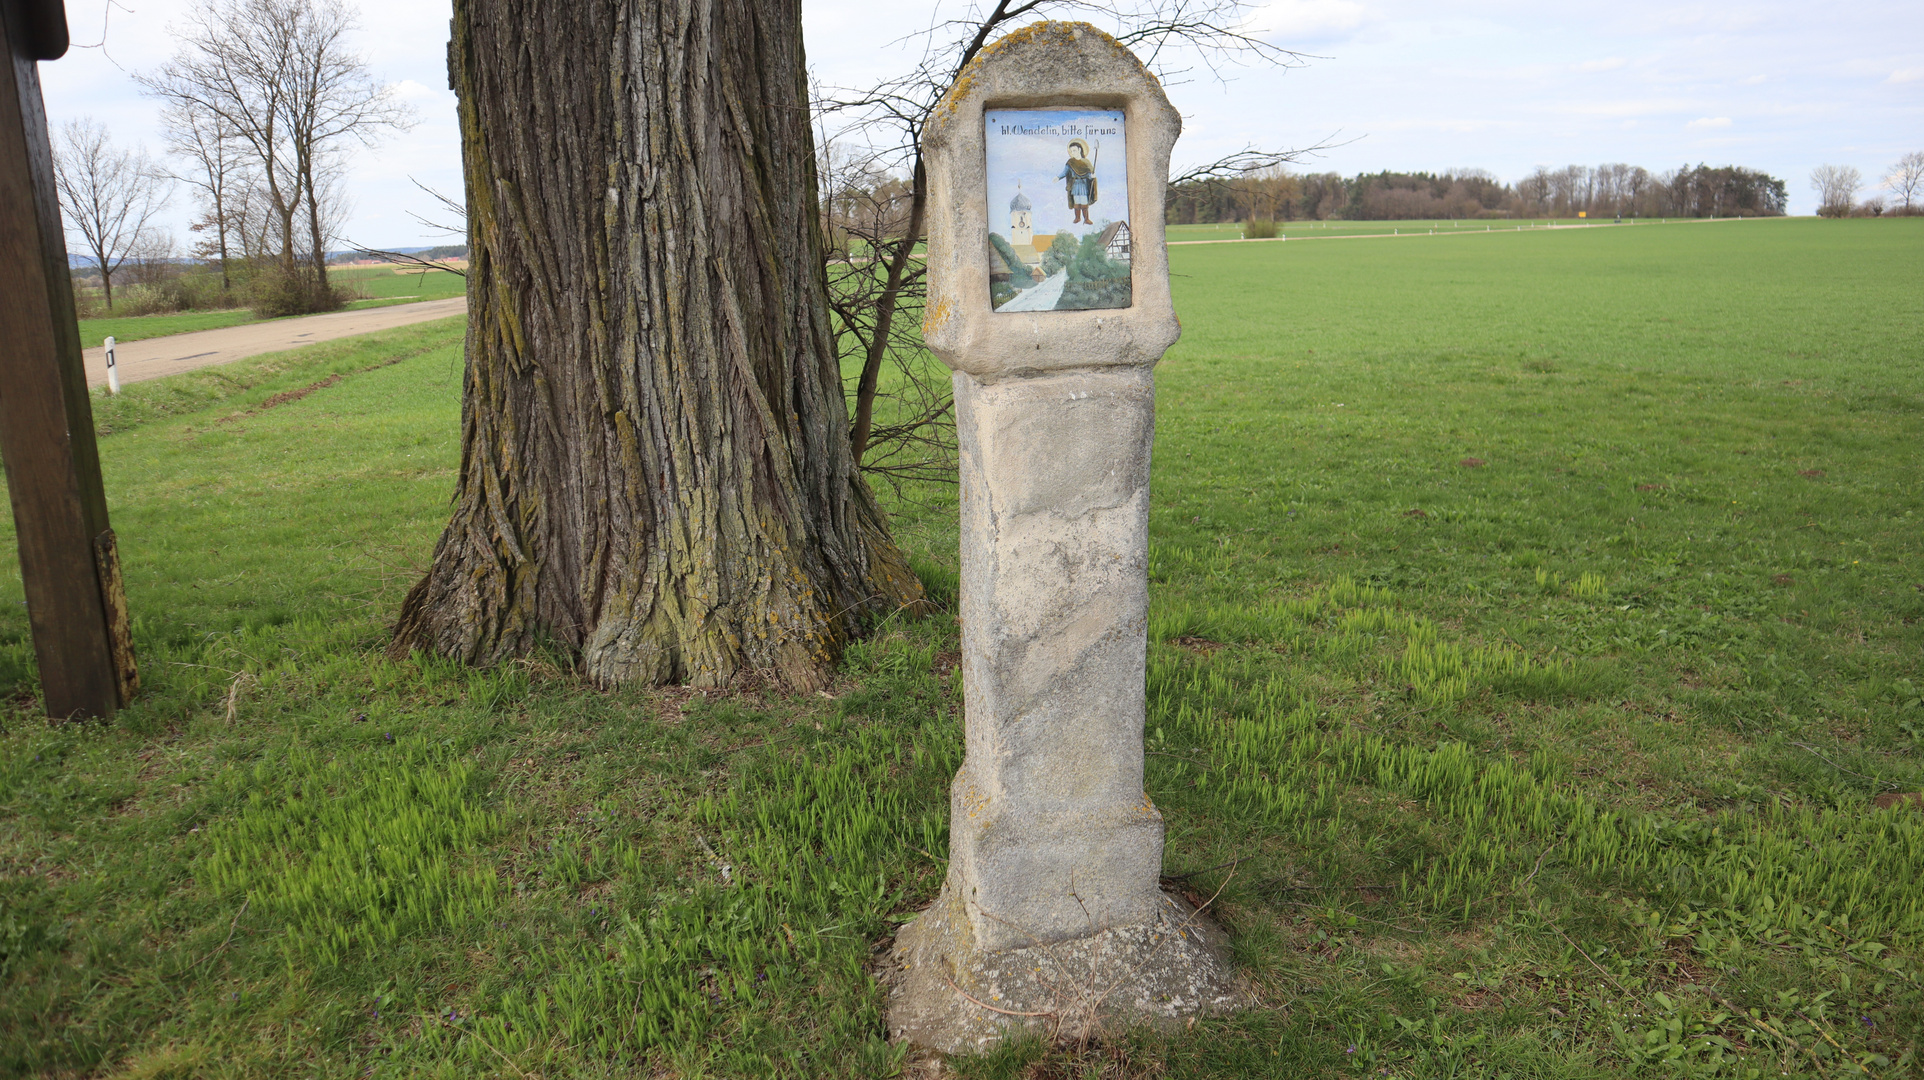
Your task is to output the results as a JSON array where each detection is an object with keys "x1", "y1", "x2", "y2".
[
  {"x1": 1576, "y1": 57, "x2": 1627, "y2": 72},
  {"x1": 1252, "y1": 0, "x2": 1373, "y2": 43},
  {"x1": 1686, "y1": 116, "x2": 1733, "y2": 129},
  {"x1": 1566, "y1": 97, "x2": 1700, "y2": 118},
  {"x1": 1888, "y1": 67, "x2": 1924, "y2": 84},
  {"x1": 391, "y1": 79, "x2": 446, "y2": 103}
]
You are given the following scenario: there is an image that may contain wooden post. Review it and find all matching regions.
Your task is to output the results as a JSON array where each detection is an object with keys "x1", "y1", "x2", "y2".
[{"x1": 0, "y1": 0, "x2": 137, "y2": 719}]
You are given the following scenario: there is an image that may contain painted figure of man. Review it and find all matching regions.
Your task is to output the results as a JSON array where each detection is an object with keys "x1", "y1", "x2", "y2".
[{"x1": 1060, "y1": 139, "x2": 1098, "y2": 225}]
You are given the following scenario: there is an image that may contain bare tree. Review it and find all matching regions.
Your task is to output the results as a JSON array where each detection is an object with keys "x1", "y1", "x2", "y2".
[
  {"x1": 390, "y1": 6, "x2": 1320, "y2": 689},
  {"x1": 122, "y1": 230, "x2": 183, "y2": 289},
  {"x1": 816, "y1": 140, "x2": 949, "y2": 489},
  {"x1": 276, "y1": 0, "x2": 413, "y2": 288},
  {"x1": 817, "y1": 1, "x2": 1318, "y2": 477},
  {"x1": 141, "y1": 2, "x2": 303, "y2": 278},
  {"x1": 157, "y1": 100, "x2": 249, "y2": 291},
  {"x1": 1224, "y1": 163, "x2": 1298, "y2": 223},
  {"x1": 52, "y1": 119, "x2": 172, "y2": 311},
  {"x1": 1515, "y1": 166, "x2": 1552, "y2": 215},
  {"x1": 391, "y1": 0, "x2": 926, "y2": 690},
  {"x1": 1811, "y1": 164, "x2": 1862, "y2": 218},
  {"x1": 225, "y1": 168, "x2": 276, "y2": 265},
  {"x1": 1885, "y1": 151, "x2": 1924, "y2": 215},
  {"x1": 140, "y1": 0, "x2": 411, "y2": 307}
]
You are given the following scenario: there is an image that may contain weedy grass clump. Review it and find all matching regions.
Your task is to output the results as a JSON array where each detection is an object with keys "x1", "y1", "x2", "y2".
[
  {"x1": 1, "y1": 216, "x2": 1921, "y2": 1077},
  {"x1": 198, "y1": 744, "x2": 504, "y2": 967}
]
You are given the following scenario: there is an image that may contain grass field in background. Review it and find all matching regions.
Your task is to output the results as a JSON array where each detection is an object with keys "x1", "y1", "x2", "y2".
[
  {"x1": 1, "y1": 218, "x2": 1920, "y2": 1077},
  {"x1": 341, "y1": 264, "x2": 468, "y2": 302},
  {"x1": 865, "y1": 215, "x2": 1750, "y2": 265},
  {"x1": 75, "y1": 265, "x2": 468, "y2": 349},
  {"x1": 1165, "y1": 216, "x2": 1749, "y2": 242},
  {"x1": 77, "y1": 308, "x2": 260, "y2": 350}
]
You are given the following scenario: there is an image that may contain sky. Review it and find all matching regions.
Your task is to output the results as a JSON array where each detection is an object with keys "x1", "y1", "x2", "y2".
[
  {"x1": 38, "y1": 0, "x2": 460, "y2": 251},
  {"x1": 32, "y1": 0, "x2": 1923, "y2": 249}
]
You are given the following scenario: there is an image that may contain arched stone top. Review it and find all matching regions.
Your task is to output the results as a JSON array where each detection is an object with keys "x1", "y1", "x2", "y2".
[{"x1": 921, "y1": 21, "x2": 1183, "y2": 380}]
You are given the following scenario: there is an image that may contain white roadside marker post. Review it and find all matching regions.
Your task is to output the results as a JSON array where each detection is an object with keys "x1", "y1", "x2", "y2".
[
  {"x1": 882, "y1": 21, "x2": 1245, "y2": 1054},
  {"x1": 103, "y1": 335, "x2": 118, "y2": 395}
]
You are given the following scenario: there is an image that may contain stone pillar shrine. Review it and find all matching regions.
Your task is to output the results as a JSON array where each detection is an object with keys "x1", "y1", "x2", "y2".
[{"x1": 885, "y1": 22, "x2": 1244, "y2": 1053}]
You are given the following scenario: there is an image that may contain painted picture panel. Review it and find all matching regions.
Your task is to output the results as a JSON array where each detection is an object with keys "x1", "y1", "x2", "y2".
[{"x1": 984, "y1": 108, "x2": 1131, "y2": 312}]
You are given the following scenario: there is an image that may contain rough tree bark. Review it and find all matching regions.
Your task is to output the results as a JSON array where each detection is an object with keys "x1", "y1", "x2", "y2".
[{"x1": 390, "y1": 0, "x2": 924, "y2": 688}]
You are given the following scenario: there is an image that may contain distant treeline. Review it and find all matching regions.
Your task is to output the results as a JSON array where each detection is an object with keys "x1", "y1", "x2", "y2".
[{"x1": 1168, "y1": 163, "x2": 1788, "y2": 223}]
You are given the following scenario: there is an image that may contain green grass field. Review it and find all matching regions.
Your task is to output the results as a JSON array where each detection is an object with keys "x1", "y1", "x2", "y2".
[
  {"x1": 863, "y1": 215, "x2": 1741, "y2": 264},
  {"x1": 76, "y1": 266, "x2": 468, "y2": 349},
  {"x1": 2, "y1": 218, "x2": 1920, "y2": 1078},
  {"x1": 339, "y1": 263, "x2": 468, "y2": 302},
  {"x1": 1166, "y1": 216, "x2": 1741, "y2": 243},
  {"x1": 78, "y1": 307, "x2": 260, "y2": 350}
]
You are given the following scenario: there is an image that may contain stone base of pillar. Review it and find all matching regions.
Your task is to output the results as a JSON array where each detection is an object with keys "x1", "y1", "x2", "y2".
[{"x1": 883, "y1": 883, "x2": 1246, "y2": 1054}]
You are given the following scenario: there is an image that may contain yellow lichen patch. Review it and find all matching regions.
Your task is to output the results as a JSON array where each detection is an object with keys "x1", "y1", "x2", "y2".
[
  {"x1": 932, "y1": 68, "x2": 978, "y2": 129},
  {"x1": 976, "y1": 19, "x2": 1086, "y2": 62},
  {"x1": 936, "y1": 23, "x2": 1069, "y2": 125},
  {"x1": 934, "y1": 22, "x2": 1152, "y2": 128},
  {"x1": 923, "y1": 294, "x2": 958, "y2": 338}
]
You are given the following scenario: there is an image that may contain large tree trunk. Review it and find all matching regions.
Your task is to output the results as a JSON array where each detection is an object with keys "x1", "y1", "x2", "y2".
[
  {"x1": 275, "y1": 202, "x2": 297, "y2": 274},
  {"x1": 302, "y1": 145, "x2": 330, "y2": 292},
  {"x1": 305, "y1": 172, "x2": 328, "y2": 291},
  {"x1": 215, "y1": 202, "x2": 230, "y2": 292},
  {"x1": 391, "y1": 0, "x2": 924, "y2": 688}
]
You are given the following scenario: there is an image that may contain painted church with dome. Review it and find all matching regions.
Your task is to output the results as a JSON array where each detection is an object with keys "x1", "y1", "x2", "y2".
[{"x1": 1005, "y1": 185, "x2": 1052, "y2": 269}]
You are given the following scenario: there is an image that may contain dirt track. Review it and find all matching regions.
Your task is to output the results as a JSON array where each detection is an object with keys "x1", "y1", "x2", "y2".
[{"x1": 81, "y1": 297, "x2": 467, "y2": 389}]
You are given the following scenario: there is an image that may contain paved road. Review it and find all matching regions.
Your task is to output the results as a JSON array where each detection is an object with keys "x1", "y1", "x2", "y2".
[
  {"x1": 997, "y1": 268, "x2": 1069, "y2": 312},
  {"x1": 83, "y1": 296, "x2": 468, "y2": 389}
]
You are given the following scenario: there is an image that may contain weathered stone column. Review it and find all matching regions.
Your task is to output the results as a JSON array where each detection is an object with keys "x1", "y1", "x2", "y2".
[
  {"x1": 885, "y1": 22, "x2": 1243, "y2": 1053},
  {"x1": 948, "y1": 363, "x2": 1163, "y2": 947}
]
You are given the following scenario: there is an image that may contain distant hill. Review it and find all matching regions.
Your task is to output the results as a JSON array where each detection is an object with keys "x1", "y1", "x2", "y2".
[{"x1": 331, "y1": 245, "x2": 469, "y2": 265}]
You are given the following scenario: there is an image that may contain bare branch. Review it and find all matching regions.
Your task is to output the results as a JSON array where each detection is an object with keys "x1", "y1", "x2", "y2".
[
  {"x1": 1168, "y1": 132, "x2": 1353, "y2": 187},
  {"x1": 405, "y1": 177, "x2": 468, "y2": 237},
  {"x1": 345, "y1": 245, "x2": 467, "y2": 279}
]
